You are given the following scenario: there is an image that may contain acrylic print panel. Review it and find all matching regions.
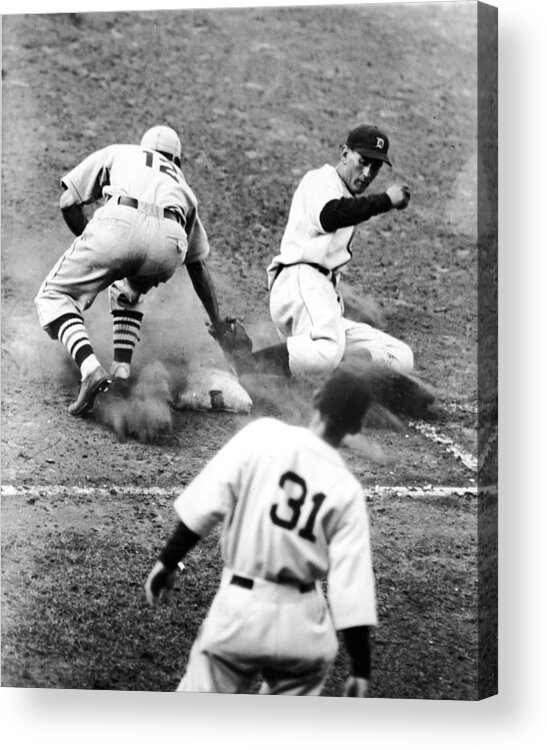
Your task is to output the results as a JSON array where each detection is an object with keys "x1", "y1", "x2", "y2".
[{"x1": 1, "y1": 1, "x2": 497, "y2": 700}]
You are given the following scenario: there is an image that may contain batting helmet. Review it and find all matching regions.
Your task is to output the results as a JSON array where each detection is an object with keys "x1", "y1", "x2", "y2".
[
  {"x1": 140, "y1": 125, "x2": 182, "y2": 162},
  {"x1": 315, "y1": 369, "x2": 371, "y2": 435}
]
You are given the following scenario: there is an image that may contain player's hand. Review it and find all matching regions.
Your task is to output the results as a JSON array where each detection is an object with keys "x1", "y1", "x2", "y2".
[
  {"x1": 210, "y1": 317, "x2": 233, "y2": 340},
  {"x1": 144, "y1": 560, "x2": 177, "y2": 606},
  {"x1": 386, "y1": 184, "x2": 410, "y2": 210},
  {"x1": 209, "y1": 316, "x2": 253, "y2": 357},
  {"x1": 343, "y1": 676, "x2": 370, "y2": 698}
]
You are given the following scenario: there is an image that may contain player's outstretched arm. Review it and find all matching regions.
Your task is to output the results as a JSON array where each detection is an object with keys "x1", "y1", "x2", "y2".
[
  {"x1": 186, "y1": 259, "x2": 223, "y2": 331},
  {"x1": 319, "y1": 183, "x2": 410, "y2": 231},
  {"x1": 185, "y1": 259, "x2": 253, "y2": 356}
]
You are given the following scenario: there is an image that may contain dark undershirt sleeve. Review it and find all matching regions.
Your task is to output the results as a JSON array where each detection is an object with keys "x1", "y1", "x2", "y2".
[
  {"x1": 341, "y1": 625, "x2": 372, "y2": 679},
  {"x1": 320, "y1": 193, "x2": 392, "y2": 232},
  {"x1": 158, "y1": 520, "x2": 201, "y2": 570},
  {"x1": 61, "y1": 204, "x2": 88, "y2": 236}
]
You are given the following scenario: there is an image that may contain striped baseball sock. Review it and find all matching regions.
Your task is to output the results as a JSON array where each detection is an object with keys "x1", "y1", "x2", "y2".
[
  {"x1": 111, "y1": 309, "x2": 143, "y2": 375},
  {"x1": 49, "y1": 313, "x2": 100, "y2": 380}
]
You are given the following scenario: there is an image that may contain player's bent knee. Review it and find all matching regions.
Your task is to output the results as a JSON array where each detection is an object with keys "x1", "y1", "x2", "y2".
[
  {"x1": 109, "y1": 280, "x2": 146, "y2": 311},
  {"x1": 34, "y1": 294, "x2": 68, "y2": 339},
  {"x1": 289, "y1": 337, "x2": 344, "y2": 377},
  {"x1": 389, "y1": 341, "x2": 414, "y2": 374}
]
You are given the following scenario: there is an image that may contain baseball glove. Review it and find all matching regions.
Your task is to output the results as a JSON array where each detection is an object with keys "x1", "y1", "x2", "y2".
[{"x1": 209, "y1": 317, "x2": 254, "y2": 358}]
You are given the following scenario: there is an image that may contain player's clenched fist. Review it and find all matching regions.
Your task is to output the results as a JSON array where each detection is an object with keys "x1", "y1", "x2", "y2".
[
  {"x1": 386, "y1": 184, "x2": 411, "y2": 209},
  {"x1": 145, "y1": 560, "x2": 177, "y2": 606}
]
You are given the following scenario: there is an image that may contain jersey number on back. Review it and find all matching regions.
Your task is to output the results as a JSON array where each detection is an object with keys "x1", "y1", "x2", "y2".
[
  {"x1": 270, "y1": 471, "x2": 325, "y2": 542},
  {"x1": 143, "y1": 150, "x2": 181, "y2": 184}
]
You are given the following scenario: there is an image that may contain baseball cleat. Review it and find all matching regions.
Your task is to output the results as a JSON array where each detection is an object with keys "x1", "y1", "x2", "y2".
[{"x1": 68, "y1": 366, "x2": 112, "y2": 417}]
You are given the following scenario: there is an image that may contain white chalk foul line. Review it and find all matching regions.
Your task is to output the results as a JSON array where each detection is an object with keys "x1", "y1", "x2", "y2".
[
  {"x1": 366, "y1": 485, "x2": 495, "y2": 499},
  {"x1": 0, "y1": 485, "x2": 179, "y2": 498},
  {"x1": 1, "y1": 484, "x2": 494, "y2": 500},
  {"x1": 410, "y1": 420, "x2": 478, "y2": 472}
]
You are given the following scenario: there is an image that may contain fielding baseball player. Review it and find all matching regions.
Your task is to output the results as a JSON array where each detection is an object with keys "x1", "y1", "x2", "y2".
[
  {"x1": 145, "y1": 369, "x2": 378, "y2": 697},
  {"x1": 228, "y1": 124, "x2": 435, "y2": 417},
  {"x1": 35, "y1": 125, "x2": 234, "y2": 416}
]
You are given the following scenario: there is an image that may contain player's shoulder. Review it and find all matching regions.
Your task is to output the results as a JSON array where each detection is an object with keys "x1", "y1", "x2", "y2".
[
  {"x1": 328, "y1": 471, "x2": 366, "y2": 519},
  {"x1": 240, "y1": 416, "x2": 290, "y2": 437},
  {"x1": 83, "y1": 143, "x2": 137, "y2": 164},
  {"x1": 108, "y1": 143, "x2": 142, "y2": 155},
  {"x1": 224, "y1": 417, "x2": 289, "y2": 459},
  {"x1": 301, "y1": 163, "x2": 333, "y2": 181},
  {"x1": 235, "y1": 416, "x2": 300, "y2": 446},
  {"x1": 96, "y1": 143, "x2": 140, "y2": 157},
  {"x1": 300, "y1": 163, "x2": 342, "y2": 192},
  {"x1": 312, "y1": 439, "x2": 363, "y2": 493}
]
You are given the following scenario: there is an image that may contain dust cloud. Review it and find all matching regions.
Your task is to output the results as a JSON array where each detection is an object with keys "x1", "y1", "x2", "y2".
[
  {"x1": 95, "y1": 361, "x2": 174, "y2": 444},
  {"x1": 5, "y1": 252, "x2": 397, "y2": 459},
  {"x1": 239, "y1": 361, "x2": 398, "y2": 466}
]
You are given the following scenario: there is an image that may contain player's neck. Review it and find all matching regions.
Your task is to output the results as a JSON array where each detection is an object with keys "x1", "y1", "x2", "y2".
[
  {"x1": 308, "y1": 412, "x2": 343, "y2": 449},
  {"x1": 335, "y1": 162, "x2": 352, "y2": 194}
]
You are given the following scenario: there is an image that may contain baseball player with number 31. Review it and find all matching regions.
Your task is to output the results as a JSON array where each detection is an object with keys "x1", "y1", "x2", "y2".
[{"x1": 145, "y1": 368, "x2": 378, "y2": 697}]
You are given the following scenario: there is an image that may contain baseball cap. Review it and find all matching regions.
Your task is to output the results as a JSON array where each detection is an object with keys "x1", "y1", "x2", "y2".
[
  {"x1": 140, "y1": 125, "x2": 182, "y2": 161},
  {"x1": 346, "y1": 124, "x2": 392, "y2": 166},
  {"x1": 315, "y1": 369, "x2": 372, "y2": 434}
]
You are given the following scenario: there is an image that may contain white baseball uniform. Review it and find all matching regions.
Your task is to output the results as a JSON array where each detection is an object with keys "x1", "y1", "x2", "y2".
[
  {"x1": 172, "y1": 416, "x2": 377, "y2": 695},
  {"x1": 35, "y1": 144, "x2": 209, "y2": 333},
  {"x1": 267, "y1": 164, "x2": 413, "y2": 376}
]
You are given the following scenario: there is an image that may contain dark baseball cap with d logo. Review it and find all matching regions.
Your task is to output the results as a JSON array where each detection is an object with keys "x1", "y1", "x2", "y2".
[{"x1": 346, "y1": 124, "x2": 392, "y2": 166}]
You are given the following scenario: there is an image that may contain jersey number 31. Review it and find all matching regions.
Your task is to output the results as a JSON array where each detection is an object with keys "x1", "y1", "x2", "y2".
[{"x1": 270, "y1": 471, "x2": 325, "y2": 542}]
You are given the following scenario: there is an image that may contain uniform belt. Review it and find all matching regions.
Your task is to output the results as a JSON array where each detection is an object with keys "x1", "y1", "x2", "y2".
[
  {"x1": 272, "y1": 262, "x2": 336, "y2": 287},
  {"x1": 306, "y1": 262, "x2": 332, "y2": 278},
  {"x1": 113, "y1": 195, "x2": 183, "y2": 225},
  {"x1": 230, "y1": 573, "x2": 315, "y2": 594}
]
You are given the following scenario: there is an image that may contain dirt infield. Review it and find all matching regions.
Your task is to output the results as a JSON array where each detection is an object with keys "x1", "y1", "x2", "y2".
[{"x1": 1, "y1": 4, "x2": 493, "y2": 699}]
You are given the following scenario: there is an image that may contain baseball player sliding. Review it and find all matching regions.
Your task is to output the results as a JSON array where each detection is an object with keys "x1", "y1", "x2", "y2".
[
  {"x1": 145, "y1": 369, "x2": 378, "y2": 697},
  {"x1": 231, "y1": 124, "x2": 435, "y2": 417},
  {"x1": 35, "y1": 125, "x2": 234, "y2": 416}
]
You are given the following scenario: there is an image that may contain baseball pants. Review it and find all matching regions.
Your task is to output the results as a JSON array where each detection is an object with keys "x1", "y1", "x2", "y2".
[
  {"x1": 177, "y1": 569, "x2": 338, "y2": 695},
  {"x1": 35, "y1": 201, "x2": 187, "y2": 336},
  {"x1": 269, "y1": 264, "x2": 414, "y2": 376}
]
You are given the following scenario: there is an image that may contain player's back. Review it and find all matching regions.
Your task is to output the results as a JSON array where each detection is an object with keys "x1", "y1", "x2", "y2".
[
  {"x1": 63, "y1": 143, "x2": 199, "y2": 218},
  {"x1": 220, "y1": 418, "x2": 363, "y2": 585},
  {"x1": 104, "y1": 144, "x2": 198, "y2": 212}
]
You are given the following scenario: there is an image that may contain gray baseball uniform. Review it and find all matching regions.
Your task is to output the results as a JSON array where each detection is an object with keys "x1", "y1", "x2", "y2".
[
  {"x1": 33, "y1": 125, "x2": 232, "y2": 416},
  {"x1": 35, "y1": 143, "x2": 208, "y2": 332}
]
